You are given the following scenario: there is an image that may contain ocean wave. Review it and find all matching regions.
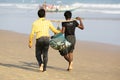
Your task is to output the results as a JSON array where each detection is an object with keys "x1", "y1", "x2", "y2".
[
  {"x1": 72, "y1": 3, "x2": 120, "y2": 14},
  {"x1": 15, "y1": 4, "x2": 38, "y2": 9},
  {"x1": 1, "y1": 3, "x2": 120, "y2": 9},
  {"x1": 0, "y1": 3, "x2": 120, "y2": 14},
  {"x1": 77, "y1": 9, "x2": 120, "y2": 14},
  {"x1": 0, "y1": 3, "x2": 39, "y2": 9},
  {"x1": 72, "y1": 3, "x2": 120, "y2": 9}
]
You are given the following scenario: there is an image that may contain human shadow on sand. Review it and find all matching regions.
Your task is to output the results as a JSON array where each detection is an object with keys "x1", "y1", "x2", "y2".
[
  {"x1": 47, "y1": 65, "x2": 66, "y2": 71},
  {"x1": 0, "y1": 61, "x2": 66, "y2": 72},
  {"x1": 0, "y1": 62, "x2": 39, "y2": 72}
]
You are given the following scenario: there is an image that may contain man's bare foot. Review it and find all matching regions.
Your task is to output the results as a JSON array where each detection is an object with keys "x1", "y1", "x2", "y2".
[
  {"x1": 39, "y1": 64, "x2": 43, "y2": 72},
  {"x1": 67, "y1": 62, "x2": 73, "y2": 71},
  {"x1": 42, "y1": 70, "x2": 47, "y2": 72}
]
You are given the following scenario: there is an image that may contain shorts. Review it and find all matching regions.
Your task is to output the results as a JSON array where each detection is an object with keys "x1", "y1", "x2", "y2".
[
  {"x1": 59, "y1": 35, "x2": 76, "y2": 56},
  {"x1": 65, "y1": 35, "x2": 76, "y2": 53}
]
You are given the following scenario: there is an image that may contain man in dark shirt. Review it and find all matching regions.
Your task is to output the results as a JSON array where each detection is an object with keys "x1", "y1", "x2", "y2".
[{"x1": 61, "y1": 11, "x2": 84, "y2": 71}]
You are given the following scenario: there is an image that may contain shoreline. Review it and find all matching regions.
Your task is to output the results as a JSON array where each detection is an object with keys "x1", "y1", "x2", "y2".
[{"x1": 1, "y1": 29, "x2": 120, "y2": 46}]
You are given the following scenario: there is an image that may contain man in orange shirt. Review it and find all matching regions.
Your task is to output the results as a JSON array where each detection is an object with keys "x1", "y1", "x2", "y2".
[{"x1": 28, "y1": 9, "x2": 60, "y2": 72}]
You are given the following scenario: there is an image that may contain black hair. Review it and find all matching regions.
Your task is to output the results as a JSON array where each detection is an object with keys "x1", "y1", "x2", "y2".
[
  {"x1": 38, "y1": 9, "x2": 45, "y2": 18},
  {"x1": 64, "y1": 11, "x2": 72, "y2": 20}
]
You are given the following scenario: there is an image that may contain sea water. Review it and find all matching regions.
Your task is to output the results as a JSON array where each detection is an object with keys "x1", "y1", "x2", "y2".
[{"x1": 0, "y1": 0, "x2": 120, "y2": 45}]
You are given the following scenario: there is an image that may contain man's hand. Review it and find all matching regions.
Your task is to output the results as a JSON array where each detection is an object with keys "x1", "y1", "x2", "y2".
[
  {"x1": 76, "y1": 17, "x2": 84, "y2": 30},
  {"x1": 76, "y1": 17, "x2": 82, "y2": 21},
  {"x1": 28, "y1": 41, "x2": 32, "y2": 48}
]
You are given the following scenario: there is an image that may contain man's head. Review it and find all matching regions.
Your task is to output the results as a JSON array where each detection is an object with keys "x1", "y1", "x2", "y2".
[
  {"x1": 64, "y1": 11, "x2": 72, "y2": 20},
  {"x1": 38, "y1": 9, "x2": 45, "y2": 18}
]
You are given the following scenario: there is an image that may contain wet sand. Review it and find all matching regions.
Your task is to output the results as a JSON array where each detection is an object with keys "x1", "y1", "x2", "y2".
[{"x1": 0, "y1": 30, "x2": 120, "y2": 80}]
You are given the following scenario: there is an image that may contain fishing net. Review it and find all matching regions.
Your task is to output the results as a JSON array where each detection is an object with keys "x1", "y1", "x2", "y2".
[{"x1": 49, "y1": 33, "x2": 71, "y2": 54}]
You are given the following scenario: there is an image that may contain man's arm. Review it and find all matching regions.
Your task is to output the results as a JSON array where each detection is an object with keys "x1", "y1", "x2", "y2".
[
  {"x1": 76, "y1": 17, "x2": 84, "y2": 30},
  {"x1": 28, "y1": 34, "x2": 34, "y2": 48},
  {"x1": 61, "y1": 26, "x2": 65, "y2": 34},
  {"x1": 49, "y1": 21, "x2": 61, "y2": 34},
  {"x1": 28, "y1": 25, "x2": 34, "y2": 48}
]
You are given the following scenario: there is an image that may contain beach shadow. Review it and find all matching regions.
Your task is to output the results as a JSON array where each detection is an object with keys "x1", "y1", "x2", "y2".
[
  {"x1": 19, "y1": 61, "x2": 38, "y2": 68},
  {"x1": 47, "y1": 65, "x2": 66, "y2": 71},
  {"x1": 0, "y1": 62, "x2": 66, "y2": 72},
  {"x1": 0, "y1": 62, "x2": 39, "y2": 72},
  {"x1": 20, "y1": 61, "x2": 67, "y2": 71}
]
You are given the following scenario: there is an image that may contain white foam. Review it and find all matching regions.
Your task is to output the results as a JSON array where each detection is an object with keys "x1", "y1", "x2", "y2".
[
  {"x1": 0, "y1": 3, "x2": 120, "y2": 9},
  {"x1": 15, "y1": 4, "x2": 38, "y2": 9},
  {"x1": 72, "y1": 3, "x2": 120, "y2": 14},
  {"x1": 72, "y1": 3, "x2": 120, "y2": 9},
  {"x1": 0, "y1": 3, "x2": 14, "y2": 7},
  {"x1": 0, "y1": 3, "x2": 39, "y2": 9},
  {"x1": 77, "y1": 9, "x2": 120, "y2": 14},
  {"x1": 0, "y1": 3, "x2": 120, "y2": 14}
]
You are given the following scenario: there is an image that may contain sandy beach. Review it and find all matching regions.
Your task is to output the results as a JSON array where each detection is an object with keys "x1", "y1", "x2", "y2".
[{"x1": 0, "y1": 30, "x2": 120, "y2": 80}]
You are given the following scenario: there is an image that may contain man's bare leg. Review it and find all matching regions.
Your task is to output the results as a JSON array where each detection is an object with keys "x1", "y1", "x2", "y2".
[
  {"x1": 64, "y1": 54, "x2": 69, "y2": 62},
  {"x1": 67, "y1": 52, "x2": 73, "y2": 71}
]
